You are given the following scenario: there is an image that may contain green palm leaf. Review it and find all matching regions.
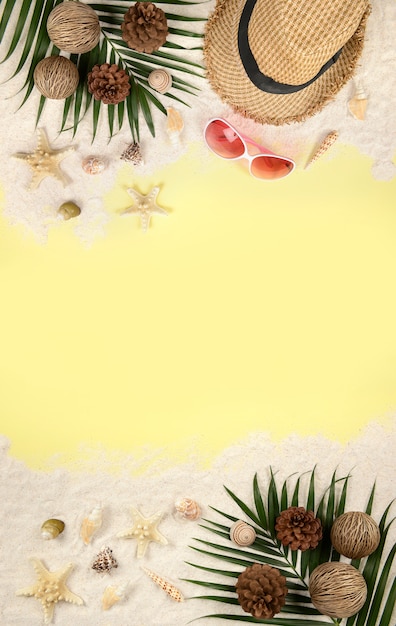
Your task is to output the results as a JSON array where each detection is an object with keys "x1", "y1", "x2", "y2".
[
  {"x1": 187, "y1": 469, "x2": 395, "y2": 626},
  {"x1": 0, "y1": 0, "x2": 207, "y2": 140}
]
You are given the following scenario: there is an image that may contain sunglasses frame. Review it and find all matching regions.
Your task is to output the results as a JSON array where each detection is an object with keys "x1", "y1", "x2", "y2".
[{"x1": 204, "y1": 117, "x2": 295, "y2": 180}]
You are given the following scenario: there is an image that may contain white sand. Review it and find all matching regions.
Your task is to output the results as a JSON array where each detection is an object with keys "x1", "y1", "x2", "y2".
[
  {"x1": 0, "y1": 0, "x2": 395, "y2": 244},
  {"x1": 0, "y1": 420, "x2": 395, "y2": 625}
]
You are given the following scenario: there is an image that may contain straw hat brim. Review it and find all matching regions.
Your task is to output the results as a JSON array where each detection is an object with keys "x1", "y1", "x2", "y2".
[{"x1": 204, "y1": 0, "x2": 370, "y2": 126}]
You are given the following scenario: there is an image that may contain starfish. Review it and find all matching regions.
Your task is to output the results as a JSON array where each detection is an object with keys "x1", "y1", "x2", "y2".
[
  {"x1": 13, "y1": 128, "x2": 74, "y2": 189},
  {"x1": 117, "y1": 508, "x2": 168, "y2": 558},
  {"x1": 16, "y1": 557, "x2": 84, "y2": 624},
  {"x1": 121, "y1": 186, "x2": 168, "y2": 232}
]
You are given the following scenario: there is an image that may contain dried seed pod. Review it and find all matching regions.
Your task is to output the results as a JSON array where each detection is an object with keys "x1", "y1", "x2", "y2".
[
  {"x1": 41, "y1": 518, "x2": 65, "y2": 540},
  {"x1": 47, "y1": 1, "x2": 101, "y2": 54},
  {"x1": 330, "y1": 511, "x2": 380, "y2": 558},
  {"x1": 34, "y1": 56, "x2": 79, "y2": 100},
  {"x1": 309, "y1": 562, "x2": 367, "y2": 618}
]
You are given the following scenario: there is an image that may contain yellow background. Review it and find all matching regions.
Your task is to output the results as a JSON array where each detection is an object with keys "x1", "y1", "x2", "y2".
[{"x1": 1, "y1": 143, "x2": 395, "y2": 468}]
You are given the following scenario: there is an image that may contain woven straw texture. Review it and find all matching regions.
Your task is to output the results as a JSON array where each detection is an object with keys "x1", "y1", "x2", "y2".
[
  {"x1": 33, "y1": 56, "x2": 79, "y2": 99},
  {"x1": 47, "y1": 1, "x2": 101, "y2": 54},
  {"x1": 309, "y1": 562, "x2": 367, "y2": 618},
  {"x1": 204, "y1": 0, "x2": 370, "y2": 125},
  {"x1": 330, "y1": 511, "x2": 381, "y2": 558}
]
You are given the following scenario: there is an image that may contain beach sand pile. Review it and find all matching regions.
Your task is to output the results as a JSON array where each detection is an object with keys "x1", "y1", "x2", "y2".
[
  {"x1": 0, "y1": 0, "x2": 395, "y2": 244},
  {"x1": 0, "y1": 420, "x2": 395, "y2": 625}
]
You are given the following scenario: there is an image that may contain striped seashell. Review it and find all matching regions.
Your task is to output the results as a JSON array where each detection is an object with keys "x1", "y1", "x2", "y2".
[
  {"x1": 142, "y1": 567, "x2": 184, "y2": 602},
  {"x1": 80, "y1": 505, "x2": 103, "y2": 545},
  {"x1": 148, "y1": 69, "x2": 172, "y2": 93},
  {"x1": 230, "y1": 520, "x2": 256, "y2": 546},
  {"x1": 175, "y1": 497, "x2": 201, "y2": 521},
  {"x1": 305, "y1": 131, "x2": 339, "y2": 169}
]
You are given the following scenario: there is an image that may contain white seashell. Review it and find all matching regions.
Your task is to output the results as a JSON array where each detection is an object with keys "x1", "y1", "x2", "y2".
[
  {"x1": 102, "y1": 581, "x2": 129, "y2": 610},
  {"x1": 174, "y1": 497, "x2": 201, "y2": 521},
  {"x1": 142, "y1": 567, "x2": 184, "y2": 602},
  {"x1": 230, "y1": 520, "x2": 256, "y2": 546},
  {"x1": 82, "y1": 156, "x2": 106, "y2": 175},
  {"x1": 348, "y1": 81, "x2": 368, "y2": 121},
  {"x1": 80, "y1": 505, "x2": 103, "y2": 545},
  {"x1": 166, "y1": 107, "x2": 184, "y2": 145},
  {"x1": 148, "y1": 69, "x2": 172, "y2": 93},
  {"x1": 41, "y1": 518, "x2": 65, "y2": 540}
]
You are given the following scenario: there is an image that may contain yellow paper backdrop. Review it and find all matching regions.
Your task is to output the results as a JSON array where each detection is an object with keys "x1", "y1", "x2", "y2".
[{"x1": 1, "y1": 143, "x2": 395, "y2": 468}]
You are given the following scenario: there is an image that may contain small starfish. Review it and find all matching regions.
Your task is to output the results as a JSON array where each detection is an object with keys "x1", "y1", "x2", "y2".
[
  {"x1": 16, "y1": 557, "x2": 83, "y2": 624},
  {"x1": 121, "y1": 186, "x2": 168, "y2": 232},
  {"x1": 117, "y1": 508, "x2": 168, "y2": 558},
  {"x1": 13, "y1": 128, "x2": 74, "y2": 189}
]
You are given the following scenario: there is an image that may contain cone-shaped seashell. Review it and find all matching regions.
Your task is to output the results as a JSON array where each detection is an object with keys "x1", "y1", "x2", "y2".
[
  {"x1": 142, "y1": 567, "x2": 184, "y2": 602},
  {"x1": 92, "y1": 546, "x2": 118, "y2": 574},
  {"x1": 58, "y1": 201, "x2": 81, "y2": 220},
  {"x1": 102, "y1": 581, "x2": 129, "y2": 610},
  {"x1": 174, "y1": 497, "x2": 201, "y2": 521},
  {"x1": 230, "y1": 520, "x2": 256, "y2": 546},
  {"x1": 348, "y1": 81, "x2": 368, "y2": 121},
  {"x1": 305, "y1": 131, "x2": 338, "y2": 169},
  {"x1": 148, "y1": 69, "x2": 172, "y2": 93},
  {"x1": 120, "y1": 142, "x2": 144, "y2": 166},
  {"x1": 80, "y1": 505, "x2": 103, "y2": 545},
  {"x1": 82, "y1": 156, "x2": 106, "y2": 175},
  {"x1": 41, "y1": 518, "x2": 65, "y2": 540},
  {"x1": 166, "y1": 107, "x2": 184, "y2": 145}
]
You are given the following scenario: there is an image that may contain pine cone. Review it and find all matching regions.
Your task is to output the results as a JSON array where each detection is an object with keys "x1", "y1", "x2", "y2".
[
  {"x1": 275, "y1": 506, "x2": 323, "y2": 551},
  {"x1": 121, "y1": 2, "x2": 168, "y2": 53},
  {"x1": 87, "y1": 63, "x2": 130, "y2": 105},
  {"x1": 236, "y1": 563, "x2": 287, "y2": 619}
]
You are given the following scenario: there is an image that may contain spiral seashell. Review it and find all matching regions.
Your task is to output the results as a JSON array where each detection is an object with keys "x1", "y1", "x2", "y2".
[
  {"x1": 102, "y1": 581, "x2": 129, "y2": 610},
  {"x1": 148, "y1": 69, "x2": 172, "y2": 94},
  {"x1": 142, "y1": 567, "x2": 184, "y2": 602},
  {"x1": 174, "y1": 497, "x2": 201, "y2": 521},
  {"x1": 80, "y1": 505, "x2": 103, "y2": 545},
  {"x1": 82, "y1": 156, "x2": 106, "y2": 175},
  {"x1": 166, "y1": 107, "x2": 184, "y2": 145},
  {"x1": 230, "y1": 520, "x2": 256, "y2": 546},
  {"x1": 41, "y1": 518, "x2": 65, "y2": 540}
]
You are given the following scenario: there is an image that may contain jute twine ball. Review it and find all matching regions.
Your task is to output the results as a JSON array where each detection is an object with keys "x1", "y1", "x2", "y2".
[
  {"x1": 47, "y1": 1, "x2": 101, "y2": 54},
  {"x1": 309, "y1": 562, "x2": 367, "y2": 618},
  {"x1": 330, "y1": 511, "x2": 381, "y2": 559},
  {"x1": 34, "y1": 56, "x2": 79, "y2": 99}
]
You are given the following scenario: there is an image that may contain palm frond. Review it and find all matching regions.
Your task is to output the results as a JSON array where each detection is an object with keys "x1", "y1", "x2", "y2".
[
  {"x1": 187, "y1": 469, "x2": 395, "y2": 625},
  {"x1": 0, "y1": 0, "x2": 207, "y2": 140}
]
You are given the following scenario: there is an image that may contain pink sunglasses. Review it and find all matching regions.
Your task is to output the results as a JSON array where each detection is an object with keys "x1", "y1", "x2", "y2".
[{"x1": 204, "y1": 118, "x2": 295, "y2": 180}]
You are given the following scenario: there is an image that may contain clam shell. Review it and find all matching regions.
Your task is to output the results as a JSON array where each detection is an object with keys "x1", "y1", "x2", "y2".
[
  {"x1": 148, "y1": 69, "x2": 172, "y2": 93},
  {"x1": 41, "y1": 518, "x2": 65, "y2": 540},
  {"x1": 230, "y1": 520, "x2": 256, "y2": 546},
  {"x1": 82, "y1": 156, "x2": 106, "y2": 175},
  {"x1": 174, "y1": 497, "x2": 201, "y2": 521}
]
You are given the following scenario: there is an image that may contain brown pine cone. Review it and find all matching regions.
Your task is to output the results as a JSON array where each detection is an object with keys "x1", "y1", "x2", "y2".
[
  {"x1": 275, "y1": 506, "x2": 323, "y2": 551},
  {"x1": 87, "y1": 63, "x2": 130, "y2": 105},
  {"x1": 236, "y1": 563, "x2": 287, "y2": 619},
  {"x1": 121, "y1": 2, "x2": 168, "y2": 53}
]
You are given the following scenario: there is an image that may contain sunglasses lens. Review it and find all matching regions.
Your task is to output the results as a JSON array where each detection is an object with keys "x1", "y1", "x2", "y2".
[
  {"x1": 205, "y1": 119, "x2": 245, "y2": 159},
  {"x1": 251, "y1": 155, "x2": 294, "y2": 180}
]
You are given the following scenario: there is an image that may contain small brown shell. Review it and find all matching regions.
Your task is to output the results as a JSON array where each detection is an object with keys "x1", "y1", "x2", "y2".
[
  {"x1": 41, "y1": 518, "x2": 65, "y2": 540},
  {"x1": 58, "y1": 202, "x2": 81, "y2": 220},
  {"x1": 174, "y1": 497, "x2": 201, "y2": 521},
  {"x1": 148, "y1": 69, "x2": 172, "y2": 93},
  {"x1": 230, "y1": 520, "x2": 256, "y2": 546}
]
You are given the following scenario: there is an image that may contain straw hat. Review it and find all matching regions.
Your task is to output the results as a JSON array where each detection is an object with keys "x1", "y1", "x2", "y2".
[{"x1": 204, "y1": 0, "x2": 370, "y2": 125}]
